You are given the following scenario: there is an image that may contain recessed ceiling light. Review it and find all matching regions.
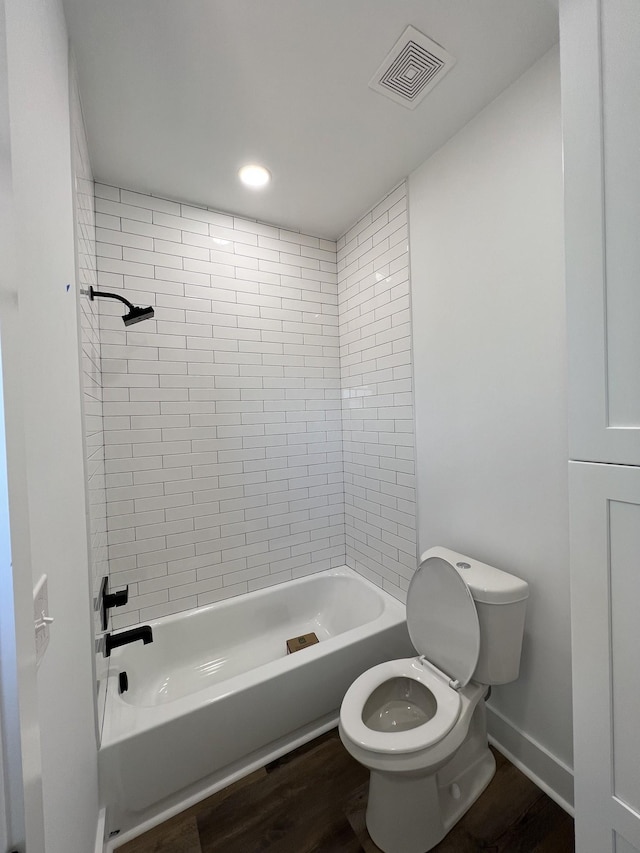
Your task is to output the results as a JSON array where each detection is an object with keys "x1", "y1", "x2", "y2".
[{"x1": 238, "y1": 164, "x2": 271, "y2": 189}]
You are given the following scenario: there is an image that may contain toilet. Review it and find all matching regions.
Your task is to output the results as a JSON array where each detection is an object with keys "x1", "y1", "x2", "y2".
[{"x1": 339, "y1": 546, "x2": 529, "y2": 853}]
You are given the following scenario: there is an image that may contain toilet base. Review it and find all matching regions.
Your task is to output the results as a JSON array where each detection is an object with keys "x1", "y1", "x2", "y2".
[{"x1": 365, "y1": 704, "x2": 496, "y2": 853}]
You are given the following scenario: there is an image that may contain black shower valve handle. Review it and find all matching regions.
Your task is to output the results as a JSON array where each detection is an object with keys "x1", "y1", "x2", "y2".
[
  {"x1": 104, "y1": 586, "x2": 129, "y2": 609},
  {"x1": 99, "y1": 576, "x2": 129, "y2": 631}
]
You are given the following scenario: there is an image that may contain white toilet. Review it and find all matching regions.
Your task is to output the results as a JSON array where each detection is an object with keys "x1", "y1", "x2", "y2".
[{"x1": 339, "y1": 546, "x2": 529, "y2": 853}]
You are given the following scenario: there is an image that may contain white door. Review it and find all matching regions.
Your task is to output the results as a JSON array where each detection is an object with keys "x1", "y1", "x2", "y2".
[
  {"x1": 561, "y1": 0, "x2": 640, "y2": 466},
  {"x1": 0, "y1": 341, "x2": 27, "y2": 852},
  {"x1": 0, "y1": 4, "x2": 45, "y2": 846},
  {"x1": 0, "y1": 294, "x2": 45, "y2": 853},
  {"x1": 569, "y1": 461, "x2": 640, "y2": 853}
]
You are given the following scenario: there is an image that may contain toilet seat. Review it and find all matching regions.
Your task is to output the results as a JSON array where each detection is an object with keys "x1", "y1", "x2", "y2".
[
  {"x1": 340, "y1": 657, "x2": 462, "y2": 754},
  {"x1": 406, "y1": 555, "x2": 480, "y2": 688}
]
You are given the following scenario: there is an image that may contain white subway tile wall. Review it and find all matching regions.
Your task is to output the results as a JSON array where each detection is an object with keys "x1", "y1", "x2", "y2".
[
  {"x1": 338, "y1": 183, "x2": 417, "y2": 600},
  {"x1": 71, "y1": 73, "x2": 109, "y2": 729},
  {"x1": 95, "y1": 185, "x2": 344, "y2": 627}
]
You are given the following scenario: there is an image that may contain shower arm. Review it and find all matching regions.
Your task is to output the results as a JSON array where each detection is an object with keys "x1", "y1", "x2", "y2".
[{"x1": 88, "y1": 285, "x2": 135, "y2": 310}]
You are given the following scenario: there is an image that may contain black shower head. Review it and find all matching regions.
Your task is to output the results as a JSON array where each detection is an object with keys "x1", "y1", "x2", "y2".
[
  {"x1": 123, "y1": 305, "x2": 155, "y2": 326},
  {"x1": 88, "y1": 286, "x2": 155, "y2": 326}
]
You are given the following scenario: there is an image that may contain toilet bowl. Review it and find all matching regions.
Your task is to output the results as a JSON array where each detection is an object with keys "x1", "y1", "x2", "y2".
[{"x1": 339, "y1": 547, "x2": 529, "y2": 853}]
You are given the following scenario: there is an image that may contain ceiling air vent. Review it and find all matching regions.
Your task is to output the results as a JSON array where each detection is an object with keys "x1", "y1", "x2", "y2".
[{"x1": 369, "y1": 25, "x2": 456, "y2": 110}]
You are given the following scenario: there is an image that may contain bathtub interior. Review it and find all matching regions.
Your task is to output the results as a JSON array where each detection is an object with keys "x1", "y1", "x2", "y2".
[{"x1": 110, "y1": 570, "x2": 387, "y2": 708}]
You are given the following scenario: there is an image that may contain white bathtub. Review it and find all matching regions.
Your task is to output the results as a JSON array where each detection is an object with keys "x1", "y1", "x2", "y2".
[{"x1": 100, "y1": 566, "x2": 412, "y2": 844}]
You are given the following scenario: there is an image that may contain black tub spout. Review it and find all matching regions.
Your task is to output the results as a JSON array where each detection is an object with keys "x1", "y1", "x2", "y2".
[{"x1": 104, "y1": 625, "x2": 153, "y2": 657}]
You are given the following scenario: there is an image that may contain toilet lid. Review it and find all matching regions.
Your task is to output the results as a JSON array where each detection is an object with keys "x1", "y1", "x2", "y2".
[{"x1": 407, "y1": 556, "x2": 480, "y2": 687}]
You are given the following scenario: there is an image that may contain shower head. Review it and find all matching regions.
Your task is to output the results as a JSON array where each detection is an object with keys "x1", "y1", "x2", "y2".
[
  {"x1": 123, "y1": 305, "x2": 155, "y2": 326},
  {"x1": 88, "y1": 286, "x2": 155, "y2": 326}
]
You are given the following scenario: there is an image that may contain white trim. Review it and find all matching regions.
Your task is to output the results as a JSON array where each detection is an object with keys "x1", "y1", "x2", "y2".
[
  {"x1": 0, "y1": 701, "x2": 7, "y2": 853},
  {"x1": 94, "y1": 808, "x2": 106, "y2": 853},
  {"x1": 486, "y1": 704, "x2": 574, "y2": 816},
  {"x1": 0, "y1": 343, "x2": 13, "y2": 853}
]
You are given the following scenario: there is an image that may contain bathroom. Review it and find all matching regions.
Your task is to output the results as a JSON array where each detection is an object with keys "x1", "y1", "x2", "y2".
[{"x1": 1, "y1": 0, "x2": 638, "y2": 851}]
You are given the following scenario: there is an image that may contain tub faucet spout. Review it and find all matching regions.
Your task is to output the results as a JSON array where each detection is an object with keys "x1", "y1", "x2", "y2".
[{"x1": 104, "y1": 625, "x2": 153, "y2": 657}]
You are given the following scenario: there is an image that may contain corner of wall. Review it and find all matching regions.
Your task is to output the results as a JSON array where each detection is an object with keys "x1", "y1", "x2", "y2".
[
  {"x1": 487, "y1": 704, "x2": 574, "y2": 815},
  {"x1": 337, "y1": 181, "x2": 417, "y2": 602},
  {"x1": 70, "y1": 49, "x2": 108, "y2": 741}
]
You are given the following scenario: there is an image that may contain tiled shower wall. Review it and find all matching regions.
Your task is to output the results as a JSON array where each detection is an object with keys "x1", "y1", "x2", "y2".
[
  {"x1": 71, "y1": 72, "x2": 109, "y2": 729},
  {"x1": 94, "y1": 186, "x2": 343, "y2": 628},
  {"x1": 71, "y1": 81, "x2": 107, "y2": 637},
  {"x1": 338, "y1": 183, "x2": 417, "y2": 599}
]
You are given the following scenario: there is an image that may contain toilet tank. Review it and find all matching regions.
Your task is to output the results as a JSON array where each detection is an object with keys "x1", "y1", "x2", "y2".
[{"x1": 421, "y1": 547, "x2": 529, "y2": 685}]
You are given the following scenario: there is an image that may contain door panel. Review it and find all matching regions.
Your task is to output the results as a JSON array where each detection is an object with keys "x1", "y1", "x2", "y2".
[
  {"x1": 569, "y1": 462, "x2": 640, "y2": 853},
  {"x1": 610, "y1": 501, "x2": 640, "y2": 813},
  {"x1": 601, "y1": 1, "x2": 640, "y2": 429},
  {"x1": 562, "y1": 0, "x2": 640, "y2": 464}
]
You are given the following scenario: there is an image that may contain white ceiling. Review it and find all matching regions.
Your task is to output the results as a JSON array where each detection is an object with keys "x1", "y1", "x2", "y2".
[{"x1": 62, "y1": 1, "x2": 559, "y2": 240}]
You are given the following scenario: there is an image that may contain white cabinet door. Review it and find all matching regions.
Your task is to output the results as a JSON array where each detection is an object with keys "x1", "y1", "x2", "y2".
[
  {"x1": 561, "y1": 0, "x2": 640, "y2": 466},
  {"x1": 569, "y1": 461, "x2": 640, "y2": 853}
]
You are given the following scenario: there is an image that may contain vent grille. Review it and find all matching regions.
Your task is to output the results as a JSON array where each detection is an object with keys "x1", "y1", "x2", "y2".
[{"x1": 369, "y1": 26, "x2": 455, "y2": 110}]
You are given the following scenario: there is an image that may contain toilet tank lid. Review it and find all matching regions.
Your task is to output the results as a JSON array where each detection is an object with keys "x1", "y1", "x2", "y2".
[{"x1": 420, "y1": 547, "x2": 529, "y2": 605}]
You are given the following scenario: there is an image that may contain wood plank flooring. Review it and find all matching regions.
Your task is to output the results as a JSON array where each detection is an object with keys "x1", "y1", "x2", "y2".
[{"x1": 119, "y1": 729, "x2": 574, "y2": 853}]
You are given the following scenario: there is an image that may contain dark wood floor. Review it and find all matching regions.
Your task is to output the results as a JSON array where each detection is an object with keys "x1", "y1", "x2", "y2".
[{"x1": 119, "y1": 729, "x2": 574, "y2": 853}]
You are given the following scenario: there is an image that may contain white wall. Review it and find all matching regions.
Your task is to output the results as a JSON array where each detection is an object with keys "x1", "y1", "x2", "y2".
[
  {"x1": 94, "y1": 185, "x2": 343, "y2": 628},
  {"x1": 338, "y1": 184, "x2": 417, "y2": 598},
  {"x1": 409, "y1": 49, "x2": 572, "y2": 802},
  {"x1": 4, "y1": 0, "x2": 99, "y2": 849}
]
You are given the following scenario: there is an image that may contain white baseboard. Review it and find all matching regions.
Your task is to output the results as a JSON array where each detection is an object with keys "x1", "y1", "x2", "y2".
[
  {"x1": 94, "y1": 807, "x2": 106, "y2": 853},
  {"x1": 486, "y1": 704, "x2": 574, "y2": 816}
]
